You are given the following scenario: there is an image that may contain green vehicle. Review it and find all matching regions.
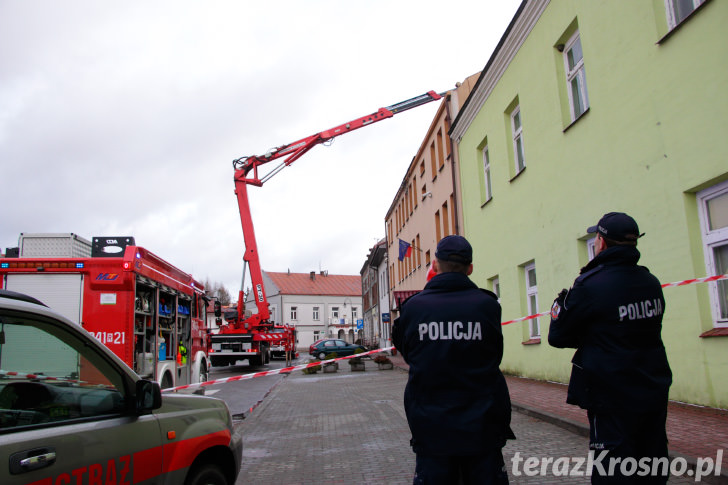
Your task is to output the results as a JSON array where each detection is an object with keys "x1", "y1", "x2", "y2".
[{"x1": 0, "y1": 290, "x2": 242, "y2": 485}]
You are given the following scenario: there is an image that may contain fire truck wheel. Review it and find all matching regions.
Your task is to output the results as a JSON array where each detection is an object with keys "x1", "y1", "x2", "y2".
[
  {"x1": 184, "y1": 463, "x2": 227, "y2": 485},
  {"x1": 161, "y1": 372, "x2": 173, "y2": 389},
  {"x1": 198, "y1": 363, "x2": 208, "y2": 383}
]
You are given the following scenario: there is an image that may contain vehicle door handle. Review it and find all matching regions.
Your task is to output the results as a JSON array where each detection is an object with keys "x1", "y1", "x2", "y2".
[{"x1": 9, "y1": 447, "x2": 56, "y2": 474}]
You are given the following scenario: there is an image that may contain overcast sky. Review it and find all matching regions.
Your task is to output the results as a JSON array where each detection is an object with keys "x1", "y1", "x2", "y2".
[{"x1": 1, "y1": 1, "x2": 521, "y2": 300}]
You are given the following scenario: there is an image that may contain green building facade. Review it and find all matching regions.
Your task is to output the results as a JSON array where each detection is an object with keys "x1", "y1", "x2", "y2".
[{"x1": 450, "y1": 0, "x2": 727, "y2": 407}]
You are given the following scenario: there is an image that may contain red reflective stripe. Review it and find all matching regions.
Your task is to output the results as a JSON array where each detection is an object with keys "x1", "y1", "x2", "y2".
[
  {"x1": 133, "y1": 446, "x2": 163, "y2": 483},
  {"x1": 162, "y1": 429, "x2": 232, "y2": 473}
]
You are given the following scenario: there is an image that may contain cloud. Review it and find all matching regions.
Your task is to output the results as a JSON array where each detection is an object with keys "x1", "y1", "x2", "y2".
[{"x1": 0, "y1": 0, "x2": 521, "y2": 301}]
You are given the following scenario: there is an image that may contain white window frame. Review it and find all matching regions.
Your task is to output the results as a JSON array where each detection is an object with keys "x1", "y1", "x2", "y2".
[
  {"x1": 665, "y1": 0, "x2": 706, "y2": 29},
  {"x1": 511, "y1": 107, "x2": 526, "y2": 174},
  {"x1": 290, "y1": 306, "x2": 297, "y2": 321},
  {"x1": 313, "y1": 306, "x2": 320, "y2": 321},
  {"x1": 525, "y1": 263, "x2": 540, "y2": 338},
  {"x1": 332, "y1": 306, "x2": 339, "y2": 320},
  {"x1": 483, "y1": 145, "x2": 493, "y2": 202},
  {"x1": 563, "y1": 31, "x2": 589, "y2": 121},
  {"x1": 492, "y1": 276, "x2": 501, "y2": 303},
  {"x1": 697, "y1": 180, "x2": 728, "y2": 327},
  {"x1": 587, "y1": 236, "x2": 597, "y2": 261}
]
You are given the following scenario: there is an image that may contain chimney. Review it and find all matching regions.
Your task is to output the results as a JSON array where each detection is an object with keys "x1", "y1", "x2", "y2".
[{"x1": 310, "y1": 271, "x2": 315, "y2": 281}]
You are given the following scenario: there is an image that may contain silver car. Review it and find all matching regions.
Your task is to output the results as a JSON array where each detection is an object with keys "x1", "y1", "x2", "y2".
[{"x1": 0, "y1": 290, "x2": 242, "y2": 485}]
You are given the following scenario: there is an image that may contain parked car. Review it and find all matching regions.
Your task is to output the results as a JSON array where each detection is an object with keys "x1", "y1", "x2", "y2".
[
  {"x1": 309, "y1": 339, "x2": 366, "y2": 360},
  {"x1": 0, "y1": 290, "x2": 242, "y2": 485}
]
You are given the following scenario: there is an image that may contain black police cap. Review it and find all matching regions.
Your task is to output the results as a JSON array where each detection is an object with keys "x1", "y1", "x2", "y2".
[
  {"x1": 435, "y1": 235, "x2": 472, "y2": 264},
  {"x1": 587, "y1": 212, "x2": 644, "y2": 243}
]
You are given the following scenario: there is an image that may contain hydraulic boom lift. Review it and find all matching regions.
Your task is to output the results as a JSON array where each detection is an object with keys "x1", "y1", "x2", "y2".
[{"x1": 208, "y1": 90, "x2": 444, "y2": 367}]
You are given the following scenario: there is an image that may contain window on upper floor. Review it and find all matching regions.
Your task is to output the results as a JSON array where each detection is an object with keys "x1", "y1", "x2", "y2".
[
  {"x1": 290, "y1": 306, "x2": 297, "y2": 321},
  {"x1": 313, "y1": 306, "x2": 320, "y2": 321},
  {"x1": 430, "y1": 142, "x2": 437, "y2": 181},
  {"x1": 666, "y1": 0, "x2": 707, "y2": 29},
  {"x1": 511, "y1": 106, "x2": 526, "y2": 175},
  {"x1": 442, "y1": 202, "x2": 450, "y2": 237},
  {"x1": 697, "y1": 180, "x2": 728, "y2": 327},
  {"x1": 563, "y1": 31, "x2": 589, "y2": 121},
  {"x1": 482, "y1": 144, "x2": 493, "y2": 204},
  {"x1": 437, "y1": 129, "x2": 445, "y2": 171}
]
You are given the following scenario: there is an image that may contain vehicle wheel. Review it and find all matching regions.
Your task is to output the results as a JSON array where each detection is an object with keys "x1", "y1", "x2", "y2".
[
  {"x1": 198, "y1": 363, "x2": 208, "y2": 383},
  {"x1": 161, "y1": 372, "x2": 173, "y2": 389},
  {"x1": 184, "y1": 463, "x2": 227, "y2": 485},
  {"x1": 318, "y1": 351, "x2": 327, "y2": 360}
]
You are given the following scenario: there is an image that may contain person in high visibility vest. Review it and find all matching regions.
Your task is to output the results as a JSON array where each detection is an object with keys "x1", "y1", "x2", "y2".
[{"x1": 177, "y1": 343, "x2": 187, "y2": 365}]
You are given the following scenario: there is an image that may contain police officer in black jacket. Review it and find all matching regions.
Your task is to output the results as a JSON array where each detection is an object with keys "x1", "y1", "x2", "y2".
[
  {"x1": 393, "y1": 235, "x2": 514, "y2": 484},
  {"x1": 549, "y1": 212, "x2": 672, "y2": 484}
]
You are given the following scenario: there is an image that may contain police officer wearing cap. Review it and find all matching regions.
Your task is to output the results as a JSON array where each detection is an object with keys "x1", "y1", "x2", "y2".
[
  {"x1": 393, "y1": 235, "x2": 514, "y2": 484},
  {"x1": 548, "y1": 212, "x2": 672, "y2": 484}
]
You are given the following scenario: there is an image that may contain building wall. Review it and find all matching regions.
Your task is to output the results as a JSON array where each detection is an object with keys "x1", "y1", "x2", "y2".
[
  {"x1": 453, "y1": 0, "x2": 727, "y2": 407},
  {"x1": 275, "y1": 294, "x2": 363, "y2": 349},
  {"x1": 378, "y1": 254, "x2": 391, "y2": 349},
  {"x1": 385, "y1": 73, "x2": 481, "y2": 312}
]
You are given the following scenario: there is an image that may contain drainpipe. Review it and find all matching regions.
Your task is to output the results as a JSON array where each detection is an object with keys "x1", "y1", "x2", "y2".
[{"x1": 444, "y1": 92, "x2": 461, "y2": 235}]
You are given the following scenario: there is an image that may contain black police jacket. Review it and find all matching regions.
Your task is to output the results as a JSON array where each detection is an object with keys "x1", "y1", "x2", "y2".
[
  {"x1": 548, "y1": 246, "x2": 672, "y2": 413},
  {"x1": 392, "y1": 271, "x2": 514, "y2": 456}
]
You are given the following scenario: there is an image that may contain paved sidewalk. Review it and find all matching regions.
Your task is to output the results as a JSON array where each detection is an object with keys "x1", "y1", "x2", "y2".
[{"x1": 390, "y1": 353, "x2": 728, "y2": 482}]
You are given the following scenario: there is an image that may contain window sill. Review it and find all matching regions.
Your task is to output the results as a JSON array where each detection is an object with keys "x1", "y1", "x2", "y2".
[
  {"x1": 563, "y1": 107, "x2": 590, "y2": 133},
  {"x1": 699, "y1": 327, "x2": 728, "y2": 338},
  {"x1": 522, "y1": 338, "x2": 541, "y2": 345},
  {"x1": 481, "y1": 196, "x2": 493, "y2": 209},
  {"x1": 509, "y1": 167, "x2": 526, "y2": 183}
]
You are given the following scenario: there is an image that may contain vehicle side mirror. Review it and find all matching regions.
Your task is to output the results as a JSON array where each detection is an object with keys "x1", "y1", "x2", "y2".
[{"x1": 136, "y1": 379, "x2": 162, "y2": 413}]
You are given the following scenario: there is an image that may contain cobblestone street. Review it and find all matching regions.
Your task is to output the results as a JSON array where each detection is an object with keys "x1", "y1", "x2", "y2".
[{"x1": 236, "y1": 364, "x2": 712, "y2": 484}]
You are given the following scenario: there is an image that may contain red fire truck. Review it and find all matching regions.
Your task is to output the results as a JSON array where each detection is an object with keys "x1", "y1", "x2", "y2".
[
  {"x1": 209, "y1": 90, "x2": 443, "y2": 366},
  {"x1": 0, "y1": 234, "x2": 211, "y2": 389}
]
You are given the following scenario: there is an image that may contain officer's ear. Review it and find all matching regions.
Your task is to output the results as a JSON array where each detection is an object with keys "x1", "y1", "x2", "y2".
[{"x1": 466, "y1": 263, "x2": 473, "y2": 276}]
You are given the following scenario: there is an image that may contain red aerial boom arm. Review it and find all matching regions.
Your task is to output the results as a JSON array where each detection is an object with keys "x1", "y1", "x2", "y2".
[{"x1": 231, "y1": 90, "x2": 444, "y2": 328}]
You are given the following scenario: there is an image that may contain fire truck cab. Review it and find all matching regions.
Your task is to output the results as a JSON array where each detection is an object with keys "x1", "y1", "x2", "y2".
[{"x1": 0, "y1": 234, "x2": 212, "y2": 389}]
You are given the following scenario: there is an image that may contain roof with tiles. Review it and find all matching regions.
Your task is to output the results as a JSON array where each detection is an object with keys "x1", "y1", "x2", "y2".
[{"x1": 265, "y1": 271, "x2": 361, "y2": 296}]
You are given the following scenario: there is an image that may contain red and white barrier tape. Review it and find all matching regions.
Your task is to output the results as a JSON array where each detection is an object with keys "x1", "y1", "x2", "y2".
[
  {"x1": 660, "y1": 273, "x2": 727, "y2": 288},
  {"x1": 0, "y1": 370, "x2": 116, "y2": 390},
  {"x1": 164, "y1": 273, "x2": 726, "y2": 392},
  {"x1": 501, "y1": 273, "x2": 728, "y2": 326},
  {"x1": 0, "y1": 370, "x2": 81, "y2": 383},
  {"x1": 163, "y1": 347, "x2": 394, "y2": 393}
]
